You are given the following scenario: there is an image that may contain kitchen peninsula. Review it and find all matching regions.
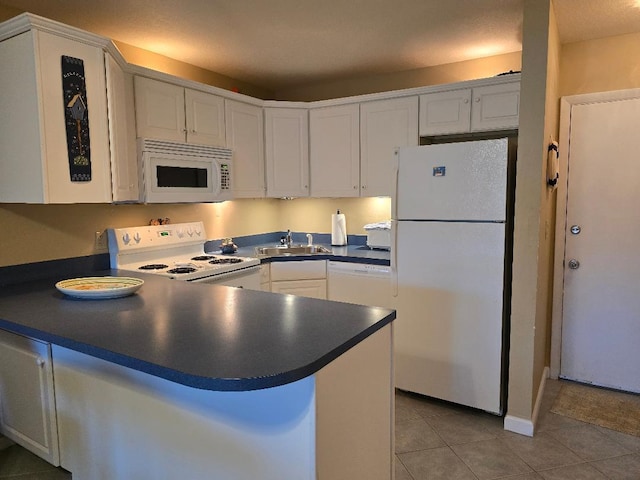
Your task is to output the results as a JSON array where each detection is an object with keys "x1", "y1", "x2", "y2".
[{"x1": 0, "y1": 272, "x2": 395, "y2": 479}]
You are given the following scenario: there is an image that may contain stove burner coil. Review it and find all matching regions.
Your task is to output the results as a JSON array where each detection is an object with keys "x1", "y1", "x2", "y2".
[
  {"x1": 209, "y1": 258, "x2": 243, "y2": 264},
  {"x1": 167, "y1": 267, "x2": 197, "y2": 274},
  {"x1": 191, "y1": 255, "x2": 216, "y2": 261},
  {"x1": 138, "y1": 264, "x2": 169, "y2": 270}
]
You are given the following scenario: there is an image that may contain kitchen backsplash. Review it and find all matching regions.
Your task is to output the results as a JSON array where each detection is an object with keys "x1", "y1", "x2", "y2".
[{"x1": 0, "y1": 197, "x2": 390, "y2": 267}]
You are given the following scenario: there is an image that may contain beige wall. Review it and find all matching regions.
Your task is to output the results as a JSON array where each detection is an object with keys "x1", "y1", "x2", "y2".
[
  {"x1": 0, "y1": 197, "x2": 391, "y2": 267},
  {"x1": 507, "y1": 0, "x2": 558, "y2": 423},
  {"x1": 0, "y1": 200, "x2": 276, "y2": 267},
  {"x1": 113, "y1": 41, "x2": 273, "y2": 100},
  {"x1": 277, "y1": 197, "x2": 391, "y2": 235},
  {"x1": 277, "y1": 52, "x2": 522, "y2": 101},
  {"x1": 560, "y1": 31, "x2": 640, "y2": 97}
]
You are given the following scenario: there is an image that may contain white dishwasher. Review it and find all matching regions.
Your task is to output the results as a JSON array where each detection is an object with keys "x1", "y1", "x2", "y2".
[{"x1": 327, "y1": 261, "x2": 395, "y2": 309}]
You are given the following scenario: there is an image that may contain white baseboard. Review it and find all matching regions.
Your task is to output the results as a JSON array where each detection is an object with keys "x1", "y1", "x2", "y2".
[
  {"x1": 504, "y1": 366, "x2": 549, "y2": 437},
  {"x1": 504, "y1": 414, "x2": 534, "y2": 436}
]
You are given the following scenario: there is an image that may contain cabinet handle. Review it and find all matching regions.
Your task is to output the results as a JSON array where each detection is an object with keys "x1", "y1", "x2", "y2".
[
  {"x1": 36, "y1": 357, "x2": 45, "y2": 368},
  {"x1": 353, "y1": 185, "x2": 358, "y2": 189},
  {"x1": 475, "y1": 97, "x2": 480, "y2": 103},
  {"x1": 463, "y1": 98, "x2": 469, "y2": 104},
  {"x1": 362, "y1": 185, "x2": 367, "y2": 189}
]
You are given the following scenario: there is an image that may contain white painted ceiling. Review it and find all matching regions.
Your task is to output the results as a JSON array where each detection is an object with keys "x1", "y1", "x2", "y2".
[{"x1": 1, "y1": 0, "x2": 640, "y2": 91}]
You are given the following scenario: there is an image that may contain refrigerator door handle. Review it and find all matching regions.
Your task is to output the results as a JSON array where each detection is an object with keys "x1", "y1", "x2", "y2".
[
  {"x1": 391, "y1": 219, "x2": 398, "y2": 297},
  {"x1": 392, "y1": 148, "x2": 400, "y2": 221},
  {"x1": 391, "y1": 148, "x2": 400, "y2": 297}
]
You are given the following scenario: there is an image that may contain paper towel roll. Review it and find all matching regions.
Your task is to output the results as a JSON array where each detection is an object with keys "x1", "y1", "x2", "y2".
[{"x1": 331, "y1": 212, "x2": 347, "y2": 246}]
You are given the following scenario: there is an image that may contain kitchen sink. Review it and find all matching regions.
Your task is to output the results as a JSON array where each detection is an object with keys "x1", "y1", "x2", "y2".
[{"x1": 255, "y1": 245, "x2": 332, "y2": 256}]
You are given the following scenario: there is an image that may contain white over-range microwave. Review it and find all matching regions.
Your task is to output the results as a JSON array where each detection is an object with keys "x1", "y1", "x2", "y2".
[{"x1": 138, "y1": 139, "x2": 233, "y2": 203}]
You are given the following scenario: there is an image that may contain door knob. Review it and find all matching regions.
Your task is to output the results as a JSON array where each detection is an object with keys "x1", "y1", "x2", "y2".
[{"x1": 568, "y1": 259, "x2": 580, "y2": 269}]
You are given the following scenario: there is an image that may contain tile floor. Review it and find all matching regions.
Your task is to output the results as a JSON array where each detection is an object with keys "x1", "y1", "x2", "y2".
[
  {"x1": 395, "y1": 379, "x2": 640, "y2": 479},
  {"x1": 1, "y1": 379, "x2": 638, "y2": 479}
]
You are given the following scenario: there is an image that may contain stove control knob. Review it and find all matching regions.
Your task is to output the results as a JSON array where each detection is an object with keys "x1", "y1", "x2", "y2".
[
  {"x1": 194, "y1": 227, "x2": 202, "y2": 236},
  {"x1": 187, "y1": 227, "x2": 193, "y2": 237},
  {"x1": 177, "y1": 229, "x2": 184, "y2": 238},
  {"x1": 133, "y1": 232, "x2": 141, "y2": 243},
  {"x1": 122, "y1": 232, "x2": 131, "y2": 245}
]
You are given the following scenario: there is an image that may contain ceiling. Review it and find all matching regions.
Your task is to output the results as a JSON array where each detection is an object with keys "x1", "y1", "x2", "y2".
[{"x1": 1, "y1": 0, "x2": 640, "y2": 92}]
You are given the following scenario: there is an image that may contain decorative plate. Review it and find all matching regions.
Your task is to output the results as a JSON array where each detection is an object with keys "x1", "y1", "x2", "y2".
[{"x1": 55, "y1": 277, "x2": 144, "y2": 299}]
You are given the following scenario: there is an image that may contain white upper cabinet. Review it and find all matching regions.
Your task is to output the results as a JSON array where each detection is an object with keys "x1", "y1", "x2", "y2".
[
  {"x1": 185, "y1": 88, "x2": 226, "y2": 146},
  {"x1": 360, "y1": 96, "x2": 419, "y2": 197},
  {"x1": 134, "y1": 76, "x2": 226, "y2": 146},
  {"x1": 264, "y1": 108, "x2": 309, "y2": 198},
  {"x1": 105, "y1": 53, "x2": 139, "y2": 202},
  {"x1": 419, "y1": 80, "x2": 520, "y2": 136},
  {"x1": 225, "y1": 99, "x2": 265, "y2": 198},
  {"x1": 0, "y1": 30, "x2": 112, "y2": 203},
  {"x1": 134, "y1": 76, "x2": 185, "y2": 142},
  {"x1": 419, "y1": 89, "x2": 472, "y2": 136},
  {"x1": 469, "y1": 82, "x2": 521, "y2": 132},
  {"x1": 310, "y1": 104, "x2": 360, "y2": 197}
]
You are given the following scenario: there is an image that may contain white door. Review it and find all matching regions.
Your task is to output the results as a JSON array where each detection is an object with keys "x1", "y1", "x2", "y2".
[{"x1": 559, "y1": 97, "x2": 640, "y2": 393}]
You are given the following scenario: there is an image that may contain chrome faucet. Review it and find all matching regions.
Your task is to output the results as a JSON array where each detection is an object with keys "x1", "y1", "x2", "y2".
[{"x1": 285, "y1": 229, "x2": 293, "y2": 247}]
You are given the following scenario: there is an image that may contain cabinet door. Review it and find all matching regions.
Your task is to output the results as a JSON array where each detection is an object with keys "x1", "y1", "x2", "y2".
[
  {"x1": 271, "y1": 279, "x2": 327, "y2": 299},
  {"x1": 0, "y1": 330, "x2": 59, "y2": 465},
  {"x1": 360, "y1": 97, "x2": 418, "y2": 197},
  {"x1": 419, "y1": 89, "x2": 471, "y2": 136},
  {"x1": 185, "y1": 89, "x2": 226, "y2": 146},
  {"x1": 37, "y1": 31, "x2": 112, "y2": 203},
  {"x1": 225, "y1": 100, "x2": 265, "y2": 198},
  {"x1": 310, "y1": 104, "x2": 360, "y2": 197},
  {"x1": 105, "y1": 53, "x2": 139, "y2": 202},
  {"x1": 470, "y1": 82, "x2": 520, "y2": 132},
  {"x1": 134, "y1": 76, "x2": 186, "y2": 142},
  {"x1": 265, "y1": 108, "x2": 309, "y2": 198}
]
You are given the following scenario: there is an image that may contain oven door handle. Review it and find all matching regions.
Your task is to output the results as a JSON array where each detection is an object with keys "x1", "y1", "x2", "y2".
[{"x1": 187, "y1": 265, "x2": 261, "y2": 283}]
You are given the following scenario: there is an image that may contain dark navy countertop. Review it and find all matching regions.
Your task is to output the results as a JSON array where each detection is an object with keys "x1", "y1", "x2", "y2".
[
  {"x1": 0, "y1": 270, "x2": 395, "y2": 392},
  {"x1": 205, "y1": 231, "x2": 391, "y2": 266}
]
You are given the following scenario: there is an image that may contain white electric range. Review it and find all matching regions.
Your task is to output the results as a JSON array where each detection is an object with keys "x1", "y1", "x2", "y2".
[{"x1": 107, "y1": 221, "x2": 261, "y2": 289}]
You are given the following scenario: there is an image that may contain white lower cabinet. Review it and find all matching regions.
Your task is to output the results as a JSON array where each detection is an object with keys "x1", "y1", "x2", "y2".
[
  {"x1": 270, "y1": 260, "x2": 327, "y2": 299},
  {"x1": 260, "y1": 264, "x2": 271, "y2": 291},
  {"x1": 0, "y1": 330, "x2": 59, "y2": 465}
]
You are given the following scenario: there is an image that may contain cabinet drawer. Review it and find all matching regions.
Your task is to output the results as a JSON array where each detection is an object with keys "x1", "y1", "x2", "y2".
[
  {"x1": 271, "y1": 279, "x2": 327, "y2": 299},
  {"x1": 270, "y1": 260, "x2": 326, "y2": 281}
]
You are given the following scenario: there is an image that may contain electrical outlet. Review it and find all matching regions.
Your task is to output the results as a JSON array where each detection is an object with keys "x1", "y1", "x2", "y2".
[{"x1": 95, "y1": 230, "x2": 108, "y2": 252}]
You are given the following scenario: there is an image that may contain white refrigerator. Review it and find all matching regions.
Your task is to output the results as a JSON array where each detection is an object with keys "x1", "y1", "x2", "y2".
[{"x1": 392, "y1": 137, "x2": 514, "y2": 415}]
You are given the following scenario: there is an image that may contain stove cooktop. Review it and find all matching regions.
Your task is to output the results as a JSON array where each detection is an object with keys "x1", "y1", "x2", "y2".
[{"x1": 108, "y1": 222, "x2": 260, "y2": 281}]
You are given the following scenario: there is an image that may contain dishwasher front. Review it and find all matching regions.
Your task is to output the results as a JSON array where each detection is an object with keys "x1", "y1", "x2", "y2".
[{"x1": 327, "y1": 261, "x2": 395, "y2": 309}]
